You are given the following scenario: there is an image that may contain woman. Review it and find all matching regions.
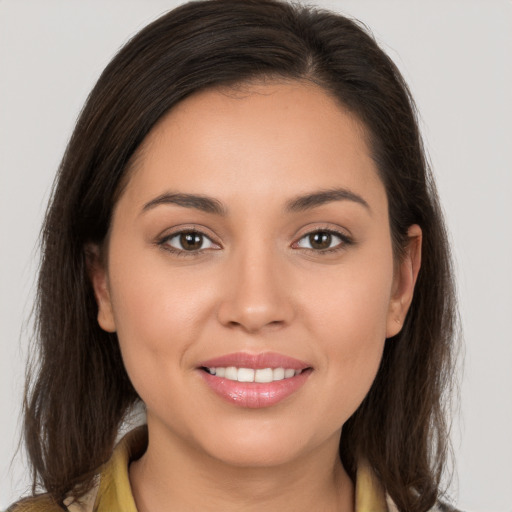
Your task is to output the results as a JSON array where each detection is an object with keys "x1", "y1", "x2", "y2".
[{"x1": 10, "y1": 0, "x2": 458, "y2": 511}]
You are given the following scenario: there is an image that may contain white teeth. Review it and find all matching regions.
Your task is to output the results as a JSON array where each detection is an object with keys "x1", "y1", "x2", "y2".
[
  {"x1": 255, "y1": 368, "x2": 273, "y2": 383},
  {"x1": 225, "y1": 366, "x2": 238, "y2": 380},
  {"x1": 284, "y1": 368, "x2": 296, "y2": 378},
  {"x1": 206, "y1": 366, "x2": 304, "y2": 382},
  {"x1": 237, "y1": 368, "x2": 255, "y2": 382},
  {"x1": 272, "y1": 368, "x2": 284, "y2": 381}
]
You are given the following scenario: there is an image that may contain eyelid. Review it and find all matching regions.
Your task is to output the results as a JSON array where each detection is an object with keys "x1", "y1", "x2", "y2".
[
  {"x1": 291, "y1": 226, "x2": 353, "y2": 253},
  {"x1": 156, "y1": 225, "x2": 222, "y2": 255},
  {"x1": 154, "y1": 224, "x2": 353, "y2": 256}
]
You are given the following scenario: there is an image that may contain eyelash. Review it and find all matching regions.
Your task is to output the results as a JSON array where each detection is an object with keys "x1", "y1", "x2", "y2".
[
  {"x1": 157, "y1": 228, "x2": 353, "y2": 257},
  {"x1": 157, "y1": 229, "x2": 218, "y2": 257},
  {"x1": 292, "y1": 228, "x2": 353, "y2": 254}
]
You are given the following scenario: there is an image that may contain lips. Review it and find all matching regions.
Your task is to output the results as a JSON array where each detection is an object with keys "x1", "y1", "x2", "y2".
[
  {"x1": 198, "y1": 352, "x2": 312, "y2": 408},
  {"x1": 200, "y1": 351, "x2": 310, "y2": 369}
]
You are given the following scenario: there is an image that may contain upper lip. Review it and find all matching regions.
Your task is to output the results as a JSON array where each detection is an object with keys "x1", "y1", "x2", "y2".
[{"x1": 199, "y1": 352, "x2": 311, "y2": 370}]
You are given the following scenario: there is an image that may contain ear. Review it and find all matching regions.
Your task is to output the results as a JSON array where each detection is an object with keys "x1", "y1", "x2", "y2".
[
  {"x1": 85, "y1": 243, "x2": 116, "y2": 333},
  {"x1": 386, "y1": 224, "x2": 422, "y2": 338}
]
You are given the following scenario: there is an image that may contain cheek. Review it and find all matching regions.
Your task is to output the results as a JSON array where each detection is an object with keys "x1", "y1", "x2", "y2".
[
  {"x1": 106, "y1": 248, "x2": 216, "y2": 391},
  {"x1": 303, "y1": 248, "x2": 394, "y2": 343},
  {"x1": 299, "y1": 252, "x2": 394, "y2": 417},
  {"x1": 109, "y1": 238, "x2": 216, "y2": 331}
]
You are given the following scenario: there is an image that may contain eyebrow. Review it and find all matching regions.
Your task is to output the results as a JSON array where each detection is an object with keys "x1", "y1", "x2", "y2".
[
  {"x1": 142, "y1": 192, "x2": 227, "y2": 216},
  {"x1": 285, "y1": 188, "x2": 371, "y2": 213},
  {"x1": 141, "y1": 187, "x2": 370, "y2": 216}
]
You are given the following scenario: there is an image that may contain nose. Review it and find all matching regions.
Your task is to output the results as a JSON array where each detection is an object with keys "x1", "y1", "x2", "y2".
[{"x1": 216, "y1": 246, "x2": 295, "y2": 333}]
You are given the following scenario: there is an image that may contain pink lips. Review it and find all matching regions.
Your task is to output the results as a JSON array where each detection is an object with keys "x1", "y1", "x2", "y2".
[{"x1": 198, "y1": 352, "x2": 312, "y2": 409}]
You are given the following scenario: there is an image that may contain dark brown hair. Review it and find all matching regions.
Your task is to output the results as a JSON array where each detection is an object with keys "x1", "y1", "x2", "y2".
[{"x1": 22, "y1": 1, "x2": 457, "y2": 511}]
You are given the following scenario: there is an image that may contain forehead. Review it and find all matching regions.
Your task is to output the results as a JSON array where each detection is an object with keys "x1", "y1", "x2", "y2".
[{"x1": 119, "y1": 80, "x2": 385, "y2": 212}]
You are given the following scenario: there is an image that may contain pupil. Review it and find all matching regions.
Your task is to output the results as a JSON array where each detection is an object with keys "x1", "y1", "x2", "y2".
[
  {"x1": 180, "y1": 232, "x2": 202, "y2": 250},
  {"x1": 310, "y1": 232, "x2": 331, "y2": 250}
]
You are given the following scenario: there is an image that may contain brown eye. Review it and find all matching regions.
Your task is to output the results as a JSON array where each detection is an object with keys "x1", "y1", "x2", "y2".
[
  {"x1": 180, "y1": 232, "x2": 203, "y2": 250},
  {"x1": 164, "y1": 231, "x2": 216, "y2": 252},
  {"x1": 295, "y1": 230, "x2": 347, "y2": 252},
  {"x1": 309, "y1": 232, "x2": 332, "y2": 250}
]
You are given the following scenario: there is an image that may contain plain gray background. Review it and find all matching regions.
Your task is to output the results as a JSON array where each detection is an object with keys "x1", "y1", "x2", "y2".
[{"x1": 1, "y1": 1, "x2": 511, "y2": 510}]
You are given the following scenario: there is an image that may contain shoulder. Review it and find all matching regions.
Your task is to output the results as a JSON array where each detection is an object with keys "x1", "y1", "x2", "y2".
[
  {"x1": 7, "y1": 486, "x2": 98, "y2": 512},
  {"x1": 6, "y1": 427, "x2": 144, "y2": 512},
  {"x1": 386, "y1": 494, "x2": 462, "y2": 512},
  {"x1": 6, "y1": 495, "x2": 65, "y2": 512}
]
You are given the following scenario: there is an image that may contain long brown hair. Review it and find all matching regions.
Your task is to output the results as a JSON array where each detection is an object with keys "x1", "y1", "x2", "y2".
[{"x1": 22, "y1": 1, "x2": 458, "y2": 510}]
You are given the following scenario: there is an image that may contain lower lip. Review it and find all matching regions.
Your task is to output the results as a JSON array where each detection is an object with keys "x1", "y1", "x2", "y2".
[{"x1": 199, "y1": 369, "x2": 312, "y2": 408}]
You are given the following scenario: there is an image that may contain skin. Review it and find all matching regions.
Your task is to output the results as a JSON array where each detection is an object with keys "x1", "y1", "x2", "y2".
[{"x1": 90, "y1": 81, "x2": 421, "y2": 512}]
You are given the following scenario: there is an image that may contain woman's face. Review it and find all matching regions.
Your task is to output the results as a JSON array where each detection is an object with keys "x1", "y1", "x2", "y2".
[{"x1": 92, "y1": 81, "x2": 420, "y2": 468}]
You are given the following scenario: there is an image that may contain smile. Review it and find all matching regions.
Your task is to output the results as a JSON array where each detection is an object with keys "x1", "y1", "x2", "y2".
[
  {"x1": 203, "y1": 366, "x2": 303, "y2": 382},
  {"x1": 198, "y1": 352, "x2": 312, "y2": 408}
]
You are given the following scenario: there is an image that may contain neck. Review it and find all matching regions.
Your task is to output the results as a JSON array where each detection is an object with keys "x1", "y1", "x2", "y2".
[{"x1": 129, "y1": 420, "x2": 354, "y2": 512}]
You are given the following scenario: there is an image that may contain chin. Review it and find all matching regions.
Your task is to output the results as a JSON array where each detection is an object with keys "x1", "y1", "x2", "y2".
[
  {"x1": 195, "y1": 419, "x2": 327, "y2": 469},
  {"x1": 208, "y1": 440, "x2": 306, "y2": 468}
]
